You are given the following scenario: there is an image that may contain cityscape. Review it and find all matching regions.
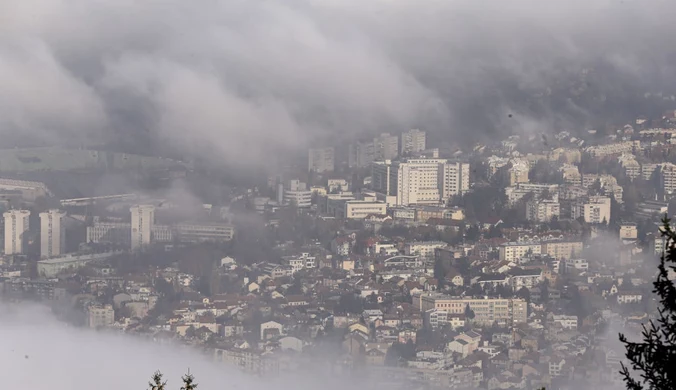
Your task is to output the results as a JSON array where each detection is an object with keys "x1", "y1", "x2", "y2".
[
  {"x1": 1, "y1": 119, "x2": 676, "y2": 389},
  {"x1": 4, "y1": 1, "x2": 676, "y2": 390}
]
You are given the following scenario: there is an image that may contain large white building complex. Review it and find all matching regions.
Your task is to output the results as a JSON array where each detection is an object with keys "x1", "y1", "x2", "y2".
[
  {"x1": 308, "y1": 147, "x2": 335, "y2": 173},
  {"x1": 130, "y1": 205, "x2": 155, "y2": 251},
  {"x1": 371, "y1": 159, "x2": 470, "y2": 206},
  {"x1": 4, "y1": 209, "x2": 30, "y2": 255},
  {"x1": 39, "y1": 209, "x2": 66, "y2": 258}
]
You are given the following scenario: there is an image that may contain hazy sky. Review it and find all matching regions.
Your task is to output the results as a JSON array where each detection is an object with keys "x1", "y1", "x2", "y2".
[{"x1": 2, "y1": 0, "x2": 676, "y2": 165}]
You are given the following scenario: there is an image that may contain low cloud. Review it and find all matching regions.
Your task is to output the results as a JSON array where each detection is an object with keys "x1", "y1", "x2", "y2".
[{"x1": 2, "y1": 0, "x2": 676, "y2": 165}]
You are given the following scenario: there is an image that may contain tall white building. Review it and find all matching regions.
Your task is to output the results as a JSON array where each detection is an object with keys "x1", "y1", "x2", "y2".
[
  {"x1": 372, "y1": 159, "x2": 469, "y2": 206},
  {"x1": 308, "y1": 147, "x2": 335, "y2": 173},
  {"x1": 283, "y1": 180, "x2": 312, "y2": 208},
  {"x1": 4, "y1": 210, "x2": 30, "y2": 255},
  {"x1": 525, "y1": 199, "x2": 560, "y2": 223},
  {"x1": 572, "y1": 196, "x2": 611, "y2": 224},
  {"x1": 349, "y1": 133, "x2": 399, "y2": 167},
  {"x1": 659, "y1": 163, "x2": 676, "y2": 197},
  {"x1": 401, "y1": 129, "x2": 427, "y2": 155},
  {"x1": 39, "y1": 209, "x2": 66, "y2": 258},
  {"x1": 130, "y1": 205, "x2": 155, "y2": 251},
  {"x1": 374, "y1": 133, "x2": 399, "y2": 161}
]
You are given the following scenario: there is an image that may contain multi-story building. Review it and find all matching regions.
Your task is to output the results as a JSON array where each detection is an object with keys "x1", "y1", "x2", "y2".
[
  {"x1": 504, "y1": 183, "x2": 559, "y2": 205},
  {"x1": 39, "y1": 209, "x2": 66, "y2": 258},
  {"x1": 374, "y1": 133, "x2": 399, "y2": 161},
  {"x1": 584, "y1": 141, "x2": 637, "y2": 158},
  {"x1": 486, "y1": 156, "x2": 510, "y2": 180},
  {"x1": 401, "y1": 129, "x2": 427, "y2": 155},
  {"x1": 525, "y1": 199, "x2": 560, "y2": 222},
  {"x1": 498, "y1": 242, "x2": 541, "y2": 262},
  {"x1": 308, "y1": 147, "x2": 335, "y2": 173},
  {"x1": 559, "y1": 164, "x2": 582, "y2": 186},
  {"x1": 502, "y1": 159, "x2": 530, "y2": 186},
  {"x1": 618, "y1": 154, "x2": 641, "y2": 180},
  {"x1": 173, "y1": 222, "x2": 235, "y2": 242},
  {"x1": 571, "y1": 196, "x2": 611, "y2": 224},
  {"x1": 130, "y1": 205, "x2": 155, "y2": 251},
  {"x1": 349, "y1": 133, "x2": 399, "y2": 167},
  {"x1": 87, "y1": 304, "x2": 115, "y2": 328},
  {"x1": 4, "y1": 209, "x2": 30, "y2": 255},
  {"x1": 373, "y1": 159, "x2": 470, "y2": 206},
  {"x1": 405, "y1": 241, "x2": 448, "y2": 260},
  {"x1": 283, "y1": 180, "x2": 312, "y2": 208},
  {"x1": 552, "y1": 315, "x2": 578, "y2": 329},
  {"x1": 541, "y1": 240, "x2": 583, "y2": 260},
  {"x1": 619, "y1": 222, "x2": 638, "y2": 240},
  {"x1": 418, "y1": 294, "x2": 527, "y2": 325},
  {"x1": 659, "y1": 162, "x2": 676, "y2": 196},
  {"x1": 343, "y1": 200, "x2": 388, "y2": 219}
]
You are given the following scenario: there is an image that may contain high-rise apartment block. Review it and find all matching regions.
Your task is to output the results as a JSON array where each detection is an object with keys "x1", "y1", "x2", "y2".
[
  {"x1": 4, "y1": 210, "x2": 30, "y2": 255},
  {"x1": 39, "y1": 209, "x2": 66, "y2": 258},
  {"x1": 130, "y1": 205, "x2": 155, "y2": 251},
  {"x1": 571, "y1": 196, "x2": 611, "y2": 224},
  {"x1": 308, "y1": 147, "x2": 335, "y2": 173},
  {"x1": 349, "y1": 133, "x2": 399, "y2": 167},
  {"x1": 401, "y1": 129, "x2": 427, "y2": 155},
  {"x1": 371, "y1": 159, "x2": 469, "y2": 206}
]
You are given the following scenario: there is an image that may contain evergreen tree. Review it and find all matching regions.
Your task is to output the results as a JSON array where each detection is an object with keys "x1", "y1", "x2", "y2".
[
  {"x1": 149, "y1": 371, "x2": 166, "y2": 390},
  {"x1": 181, "y1": 372, "x2": 198, "y2": 390},
  {"x1": 619, "y1": 217, "x2": 676, "y2": 390}
]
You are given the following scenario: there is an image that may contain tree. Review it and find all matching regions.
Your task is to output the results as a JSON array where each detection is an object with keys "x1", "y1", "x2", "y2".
[
  {"x1": 149, "y1": 371, "x2": 166, "y2": 390},
  {"x1": 148, "y1": 371, "x2": 197, "y2": 390},
  {"x1": 464, "y1": 304, "x2": 475, "y2": 320},
  {"x1": 619, "y1": 217, "x2": 676, "y2": 390},
  {"x1": 181, "y1": 372, "x2": 198, "y2": 390}
]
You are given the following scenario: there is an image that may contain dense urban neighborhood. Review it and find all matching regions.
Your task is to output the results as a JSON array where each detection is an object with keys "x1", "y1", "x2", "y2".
[{"x1": 4, "y1": 113, "x2": 676, "y2": 390}]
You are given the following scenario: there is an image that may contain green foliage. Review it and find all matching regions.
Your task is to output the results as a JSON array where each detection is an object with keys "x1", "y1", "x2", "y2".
[
  {"x1": 619, "y1": 217, "x2": 676, "y2": 390},
  {"x1": 149, "y1": 371, "x2": 166, "y2": 390},
  {"x1": 181, "y1": 372, "x2": 198, "y2": 390}
]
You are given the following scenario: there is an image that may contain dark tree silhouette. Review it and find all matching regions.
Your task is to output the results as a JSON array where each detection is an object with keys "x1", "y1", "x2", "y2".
[
  {"x1": 619, "y1": 217, "x2": 676, "y2": 390},
  {"x1": 149, "y1": 371, "x2": 166, "y2": 390},
  {"x1": 148, "y1": 371, "x2": 197, "y2": 390}
]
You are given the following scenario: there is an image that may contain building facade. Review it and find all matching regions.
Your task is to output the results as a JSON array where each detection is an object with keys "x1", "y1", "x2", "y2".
[
  {"x1": 4, "y1": 209, "x2": 30, "y2": 255},
  {"x1": 39, "y1": 209, "x2": 66, "y2": 258},
  {"x1": 130, "y1": 205, "x2": 155, "y2": 251}
]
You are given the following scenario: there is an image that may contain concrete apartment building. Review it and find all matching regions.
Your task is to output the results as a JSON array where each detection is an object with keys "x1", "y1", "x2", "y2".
[
  {"x1": 541, "y1": 240, "x2": 583, "y2": 260},
  {"x1": 343, "y1": 200, "x2": 388, "y2": 219},
  {"x1": 371, "y1": 159, "x2": 469, "y2": 206},
  {"x1": 87, "y1": 304, "x2": 115, "y2": 328},
  {"x1": 405, "y1": 241, "x2": 448, "y2": 260},
  {"x1": 349, "y1": 133, "x2": 399, "y2": 167},
  {"x1": 502, "y1": 159, "x2": 530, "y2": 186},
  {"x1": 571, "y1": 196, "x2": 611, "y2": 224},
  {"x1": 4, "y1": 209, "x2": 30, "y2": 255},
  {"x1": 498, "y1": 242, "x2": 542, "y2": 262},
  {"x1": 418, "y1": 294, "x2": 527, "y2": 325},
  {"x1": 282, "y1": 180, "x2": 312, "y2": 208},
  {"x1": 505, "y1": 183, "x2": 559, "y2": 206},
  {"x1": 401, "y1": 129, "x2": 427, "y2": 155},
  {"x1": 130, "y1": 205, "x2": 155, "y2": 251},
  {"x1": 525, "y1": 199, "x2": 560, "y2": 222},
  {"x1": 308, "y1": 147, "x2": 335, "y2": 173},
  {"x1": 658, "y1": 162, "x2": 676, "y2": 196},
  {"x1": 39, "y1": 209, "x2": 66, "y2": 259}
]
